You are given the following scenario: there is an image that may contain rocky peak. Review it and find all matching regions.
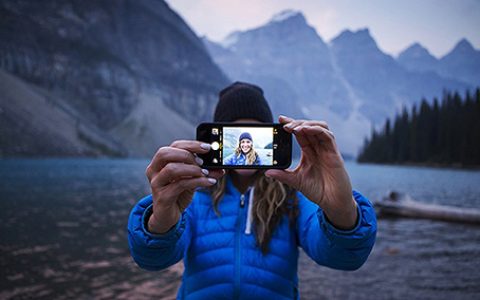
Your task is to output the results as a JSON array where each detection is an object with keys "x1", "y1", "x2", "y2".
[
  {"x1": 399, "y1": 42, "x2": 435, "y2": 59},
  {"x1": 268, "y1": 9, "x2": 307, "y2": 25},
  {"x1": 445, "y1": 38, "x2": 476, "y2": 57},
  {"x1": 331, "y1": 28, "x2": 379, "y2": 51},
  {"x1": 397, "y1": 42, "x2": 438, "y2": 73}
]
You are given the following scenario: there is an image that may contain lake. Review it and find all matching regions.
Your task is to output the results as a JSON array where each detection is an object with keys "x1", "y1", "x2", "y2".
[{"x1": 1, "y1": 159, "x2": 479, "y2": 299}]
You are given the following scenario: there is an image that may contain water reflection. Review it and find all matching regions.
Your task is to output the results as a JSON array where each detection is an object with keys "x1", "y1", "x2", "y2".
[{"x1": 0, "y1": 159, "x2": 479, "y2": 299}]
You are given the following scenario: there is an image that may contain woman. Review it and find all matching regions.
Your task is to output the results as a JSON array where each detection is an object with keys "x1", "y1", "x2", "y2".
[
  {"x1": 127, "y1": 82, "x2": 377, "y2": 299},
  {"x1": 224, "y1": 132, "x2": 263, "y2": 166}
]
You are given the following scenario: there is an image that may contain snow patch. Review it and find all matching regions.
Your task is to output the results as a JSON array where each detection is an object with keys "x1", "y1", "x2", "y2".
[
  {"x1": 270, "y1": 9, "x2": 302, "y2": 23},
  {"x1": 221, "y1": 31, "x2": 241, "y2": 48}
]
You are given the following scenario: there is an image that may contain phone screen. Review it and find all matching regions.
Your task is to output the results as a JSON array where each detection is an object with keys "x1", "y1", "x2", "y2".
[{"x1": 196, "y1": 123, "x2": 292, "y2": 169}]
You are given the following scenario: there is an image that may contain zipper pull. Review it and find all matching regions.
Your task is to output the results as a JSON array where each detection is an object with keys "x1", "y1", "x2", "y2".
[{"x1": 240, "y1": 194, "x2": 245, "y2": 207}]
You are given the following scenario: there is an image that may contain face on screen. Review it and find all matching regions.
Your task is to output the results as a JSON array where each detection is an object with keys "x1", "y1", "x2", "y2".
[{"x1": 222, "y1": 127, "x2": 274, "y2": 166}]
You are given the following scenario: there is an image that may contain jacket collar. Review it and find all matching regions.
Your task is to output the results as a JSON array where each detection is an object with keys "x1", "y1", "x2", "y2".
[{"x1": 225, "y1": 172, "x2": 253, "y2": 196}]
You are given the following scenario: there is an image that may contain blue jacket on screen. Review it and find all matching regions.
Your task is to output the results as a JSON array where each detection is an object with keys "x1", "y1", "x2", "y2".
[
  {"x1": 127, "y1": 175, "x2": 377, "y2": 299},
  {"x1": 224, "y1": 152, "x2": 262, "y2": 165}
]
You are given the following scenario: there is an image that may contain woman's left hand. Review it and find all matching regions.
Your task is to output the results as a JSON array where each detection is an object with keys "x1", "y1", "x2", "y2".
[{"x1": 265, "y1": 115, "x2": 358, "y2": 230}]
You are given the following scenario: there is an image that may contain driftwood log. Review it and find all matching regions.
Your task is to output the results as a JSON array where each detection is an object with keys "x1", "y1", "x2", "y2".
[{"x1": 374, "y1": 191, "x2": 480, "y2": 224}]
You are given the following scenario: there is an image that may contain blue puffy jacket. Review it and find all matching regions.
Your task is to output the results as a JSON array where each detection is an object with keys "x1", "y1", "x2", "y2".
[
  {"x1": 127, "y1": 175, "x2": 377, "y2": 299},
  {"x1": 224, "y1": 152, "x2": 263, "y2": 166}
]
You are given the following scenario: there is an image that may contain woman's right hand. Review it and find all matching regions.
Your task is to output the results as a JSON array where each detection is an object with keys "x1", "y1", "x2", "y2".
[{"x1": 145, "y1": 140, "x2": 224, "y2": 234}]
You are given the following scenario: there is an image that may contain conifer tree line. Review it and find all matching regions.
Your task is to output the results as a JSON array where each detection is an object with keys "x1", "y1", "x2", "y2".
[{"x1": 358, "y1": 88, "x2": 480, "y2": 166}]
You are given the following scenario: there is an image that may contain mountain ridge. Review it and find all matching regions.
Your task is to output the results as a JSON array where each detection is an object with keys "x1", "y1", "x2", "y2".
[
  {"x1": 203, "y1": 10, "x2": 475, "y2": 155},
  {"x1": 397, "y1": 38, "x2": 480, "y2": 86}
]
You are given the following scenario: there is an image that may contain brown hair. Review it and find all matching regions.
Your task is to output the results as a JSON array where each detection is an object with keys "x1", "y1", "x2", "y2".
[
  {"x1": 234, "y1": 141, "x2": 259, "y2": 165},
  {"x1": 211, "y1": 171, "x2": 299, "y2": 254}
]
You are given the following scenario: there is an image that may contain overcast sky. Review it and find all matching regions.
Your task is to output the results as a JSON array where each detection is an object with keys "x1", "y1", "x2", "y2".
[{"x1": 165, "y1": 0, "x2": 480, "y2": 58}]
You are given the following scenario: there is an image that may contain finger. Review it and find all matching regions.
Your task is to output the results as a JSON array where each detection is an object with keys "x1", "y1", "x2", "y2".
[
  {"x1": 301, "y1": 125, "x2": 335, "y2": 142},
  {"x1": 282, "y1": 119, "x2": 303, "y2": 133},
  {"x1": 278, "y1": 116, "x2": 315, "y2": 153},
  {"x1": 302, "y1": 120, "x2": 329, "y2": 130},
  {"x1": 303, "y1": 128, "x2": 326, "y2": 155},
  {"x1": 153, "y1": 163, "x2": 207, "y2": 187},
  {"x1": 291, "y1": 125, "x2": 333, "y2": 157},
  {"x1": 279, "y1": 115, "x2": 309, "y2": 148},
  {"x1": 286, "y1": 125, "x2": 317, "y2": 157},
  {"x1": 279, "y1": 115, "x2": 294, "y2": 124},
  {"x1": 285, "y1": 119, "x2": 329, "y2": 132},
  {"x1": 282, "y1": 121, "x2": 317, "y2": 157},
  {"x1": 147, "y1": 147, "x2": 202, "y2": 177},
  {"x1": 301, "y1": 125, "x2": 337, "y2": 152},
  {"x1": 159, "y1": 176, "x2": 217, "y2": 204},
  {"x1": 265, "y1": 169, "x2": 298, "y2": 189},
  {"x1": 295, "y1": 134, "x2": 317, "y2": 158},
  {"x1": 170, "y1": 176, "x2": 218, "y2": 194},
  {"x1": 293, "y1": 129, "x2": 314, "y2": 153},
  {"x1": 171, "y1": 140, "x2": 211, "y2": 153}
]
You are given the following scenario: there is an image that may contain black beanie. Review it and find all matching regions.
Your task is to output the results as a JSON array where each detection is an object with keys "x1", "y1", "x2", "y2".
[{"x1": 214, "y1": 81, "x2": 274, "y2": 123}]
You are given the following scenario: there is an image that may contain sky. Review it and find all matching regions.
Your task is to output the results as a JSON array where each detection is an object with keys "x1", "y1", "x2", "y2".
[{"x1": 165, "y1": 0, "x2": 480, "y2": 58}]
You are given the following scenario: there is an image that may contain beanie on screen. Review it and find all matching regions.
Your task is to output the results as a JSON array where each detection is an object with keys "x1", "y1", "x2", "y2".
[
  {"x1": 239, "y1": 132, "x2": 253, "y2": 142},
  {"x1": 214, "y1": 81, "x2": 274, "y2": 123}
]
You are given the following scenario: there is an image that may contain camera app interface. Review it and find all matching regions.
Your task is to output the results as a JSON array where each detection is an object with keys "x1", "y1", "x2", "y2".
[{"x1": 217, "y1": 126, "x2": 278, "y2": 166}]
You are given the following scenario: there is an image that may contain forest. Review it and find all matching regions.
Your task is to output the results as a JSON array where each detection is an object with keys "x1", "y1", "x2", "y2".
[{"x1": 358, "y1": 88, "x2": 480, "y2": 167}]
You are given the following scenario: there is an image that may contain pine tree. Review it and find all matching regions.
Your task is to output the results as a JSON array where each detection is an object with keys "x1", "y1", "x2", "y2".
[{"x1": 357, "y1": 88, "x2": 480, "y2": 167}]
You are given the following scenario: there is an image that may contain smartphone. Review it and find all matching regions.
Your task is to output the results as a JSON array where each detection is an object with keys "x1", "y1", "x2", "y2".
[{"x1": 196, "y1": 123, "x2": 292, "y2": 169}]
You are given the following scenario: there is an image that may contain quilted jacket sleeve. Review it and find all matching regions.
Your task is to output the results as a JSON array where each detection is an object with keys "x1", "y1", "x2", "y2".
[
  {"x1": 127, "y1": 194, "x2": 192, "y2": 271},
  {"x1": 296, "y1": 190, "x2": 377, "y2": 271}
]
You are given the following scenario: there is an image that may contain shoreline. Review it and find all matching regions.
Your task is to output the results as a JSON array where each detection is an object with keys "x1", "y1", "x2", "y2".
[{"x1": 2, "y1": 157, "x2": 480, "y2": 171}]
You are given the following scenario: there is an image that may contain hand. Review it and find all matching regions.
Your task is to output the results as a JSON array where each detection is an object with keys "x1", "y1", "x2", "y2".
[
  {"x1": 265, "y1": 115, "x2": 358, "y2": 230},
  {"x1": 145, "y1": 140, "x2": 225, "y2": 234}
]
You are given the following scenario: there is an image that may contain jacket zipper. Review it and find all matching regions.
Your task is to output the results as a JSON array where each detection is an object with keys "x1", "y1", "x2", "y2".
[{"x1": 234, "y1": 193, "x2": 247, "y2": 300}]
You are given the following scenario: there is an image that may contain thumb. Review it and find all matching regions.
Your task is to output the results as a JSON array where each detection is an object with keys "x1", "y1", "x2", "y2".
[{"x1": 265, "y1": 169, "x2": 298, "y2": 188}]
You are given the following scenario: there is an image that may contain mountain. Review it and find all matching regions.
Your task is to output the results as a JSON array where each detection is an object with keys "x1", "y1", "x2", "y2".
[
  {"x1": 330, "y1": 28, "x2": 404, "y2": 122},
  {"x1": 204, "y1": 10, "x2": 344, "y2": 119},
  {"x1": 204, "y1": 11, "x2": 471, "y2": 155},
  {"x1": 397, "y1": 39, "x2": 480, "y2": 87},
  {"x1": 3, "y1": 2, "x2": 475, "y2": 158},
  {"x1": 438, "y1": 39, "x2": 480, "y2": 86},
  {"x1": 331, "y1": 29, "x2": 469, "y2": 124},
  {"x1": 0, "y1": 69, "x2": 127, "y2": 157},
  {"x1": 0, "y1": 0, "x2": 229, "y2": 157},
  {"x1": 204, "y1": 10, "x2": 362, "y2": 152},
  {"x1": 397, "y1": 42, "x2": 439, "y2": 73}
]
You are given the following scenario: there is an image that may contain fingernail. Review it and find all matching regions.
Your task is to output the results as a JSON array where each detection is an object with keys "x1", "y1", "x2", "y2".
[
  {"x1": 294, "y1": 126, "x2": 306, "y2": 132},
  {"x1": 200, "y1": 143, "x2": 211, "y2": 150},
  {"x1": 201, "y1": 168, "x2": 209, "y2": 175},
  {"x1": 208, "y1": 178, "x2": 217, "y2": 184},
  {"x1": 195, "y1": 157, "x2": 204, "y2": 165}
]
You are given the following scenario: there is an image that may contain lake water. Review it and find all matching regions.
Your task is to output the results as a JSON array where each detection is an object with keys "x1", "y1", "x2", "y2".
[{"x1": 1, "y1": 159, "x2": 479, "y2": 299}]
